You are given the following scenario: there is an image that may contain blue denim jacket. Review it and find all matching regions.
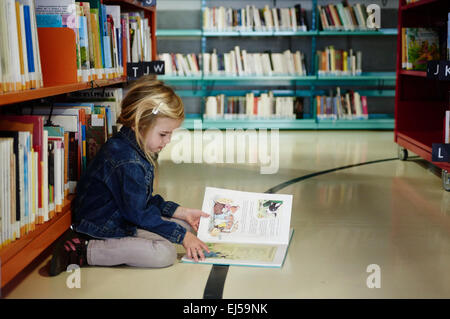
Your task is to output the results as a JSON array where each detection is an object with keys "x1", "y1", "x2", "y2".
[{"x1": 72, "y1": 126, "x2": 187, "y2": 244}]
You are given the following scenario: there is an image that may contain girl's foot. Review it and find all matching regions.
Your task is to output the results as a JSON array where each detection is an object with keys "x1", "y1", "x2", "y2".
[{"x1": 49, "y1": 228, "x2": 89, "y2": 276}]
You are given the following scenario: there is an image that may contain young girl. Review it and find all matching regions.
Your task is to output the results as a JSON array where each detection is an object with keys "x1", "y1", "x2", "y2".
[{"x1": 49, "y1": 77, "x2": 210, "y2": 276}]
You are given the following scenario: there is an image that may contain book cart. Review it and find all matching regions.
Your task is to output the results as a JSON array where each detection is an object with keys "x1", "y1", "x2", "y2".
[
  {"x1": 157, "y1": 0, "x2": 398, "y2": 130},
  {"x1": 395, "y1": 0, "x2": 450, "y2": 191},
  {"x1": 0, "y1": 0, "x2": 157, "y2": 289}
]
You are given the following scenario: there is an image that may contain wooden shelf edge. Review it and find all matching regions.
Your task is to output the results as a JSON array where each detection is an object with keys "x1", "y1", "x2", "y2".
[
  {"x1": 0, "y1": 196, "x2": 74, "y2": 288},
  {"x1": 399, "y1": 70, "x2": 427, "y2": 77},
  {"x1": 0, "y1": 77, "x2": 127, "y2": 106}
]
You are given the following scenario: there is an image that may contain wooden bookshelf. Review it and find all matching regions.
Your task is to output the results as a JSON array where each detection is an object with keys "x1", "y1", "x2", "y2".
[
  {"x1": 0, "y1": 197, "x2": 73, "y2": 288},
  {"x1": 0, "y1": 0, "x2": 158, "y2": 289},
  {"x1": 395, "y1": 0, "x2": 450, "y2": 190}
]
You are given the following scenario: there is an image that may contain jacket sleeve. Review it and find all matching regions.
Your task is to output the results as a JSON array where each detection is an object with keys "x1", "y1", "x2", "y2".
[
  {"x1": 148, "y1": 194, "x2": 179, "y2": 218},
  {"x1": 108, "y1": 162, "x2": 186, "y2": 244}
]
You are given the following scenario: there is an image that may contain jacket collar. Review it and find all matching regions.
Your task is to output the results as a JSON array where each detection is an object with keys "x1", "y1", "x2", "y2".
[{"x1": 118, "y1": 126, "x2": 148, "y2": 161}]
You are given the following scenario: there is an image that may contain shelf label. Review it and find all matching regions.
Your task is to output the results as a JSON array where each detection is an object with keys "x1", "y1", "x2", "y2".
[
  {"x1": 432, "y1": 143, "x2": 450, "y2": 162},
  {"x1": 127, "y1": 61, "x2": 165, "y2": 80},
  {"x1": 142, "y1": 0, "x2": 156, "y2": 6},
  {"x1": 427, "y1": 61, "x2": 450, "y2": 80}
]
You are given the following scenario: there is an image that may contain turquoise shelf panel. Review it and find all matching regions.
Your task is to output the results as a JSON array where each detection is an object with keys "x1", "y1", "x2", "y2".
[
  {"x1": 203, "y1": 30, "x2": 318, "y2": 37},
  {"x1": 318, "y1": 28, "x2": 398, "y2": 36},
  {"x1": 157, "y1": 29, "x2": 397, "y2": 37},
  {"x1": 175, "y1": 89, "x2": 314, "y2": 97},
  {"x1": 181, "y1": 118, "x2": 394, "y2": 130},
  {"x1": 202, "y1": 119, "x2": 317, "y2": 130},
  {"x1": 156, "y1": 29, "x2": 202, "y2": 37},
  {"x1": 158, "y1": 75, "x2": 203, "y2": 83},
  {"x1": 201, "y1": 75, "x2": 315, "y2": 81},
  {"x1": 316, "y1": 72, "x2": 396, "y2": 81},
  {"x1": 316, "y1": 118, "x2": 394, "y2": 130}
]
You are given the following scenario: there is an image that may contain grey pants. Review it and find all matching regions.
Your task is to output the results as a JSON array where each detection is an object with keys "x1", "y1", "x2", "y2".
[{"x1": 86, "y1": 217, "x2": 192, "y2": 268}]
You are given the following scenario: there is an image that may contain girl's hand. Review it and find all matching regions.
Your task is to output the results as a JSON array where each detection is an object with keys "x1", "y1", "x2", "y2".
[
  {"x1": 174, "y1": 207, "x2": 210, "y2": 232},
  {"x1": 182, "y1": 232, "x2": 210, "y2": 262}
]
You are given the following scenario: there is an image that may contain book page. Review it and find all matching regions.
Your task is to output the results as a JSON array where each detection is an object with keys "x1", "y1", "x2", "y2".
[
  {"x1": 182, "y1": 229, "x2": 294, "y2": 268},
  {"x1": 197, "y1": 187, "x2": 292, "y2": 245}
]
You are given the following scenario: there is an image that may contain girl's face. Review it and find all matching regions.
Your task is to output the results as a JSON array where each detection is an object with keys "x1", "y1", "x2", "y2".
[{"x1": 143, "y1": 117, "x2": 182, "y2": 153}]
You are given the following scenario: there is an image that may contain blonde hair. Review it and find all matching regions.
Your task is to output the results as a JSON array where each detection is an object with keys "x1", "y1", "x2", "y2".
[{"x1": 117, "y1": 76, "x2": 184, "y2": 167}]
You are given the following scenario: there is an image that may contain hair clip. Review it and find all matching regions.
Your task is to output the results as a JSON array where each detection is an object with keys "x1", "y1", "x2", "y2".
[
  {"x1": 152, "y1": 104, "x2": 161, "y2": 115},
  {"x1": 153, "y1": 102, "x2": 167, "y2": 115}
]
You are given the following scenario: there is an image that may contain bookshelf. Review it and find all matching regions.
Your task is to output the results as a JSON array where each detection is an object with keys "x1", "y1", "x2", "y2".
[
  {"x1": 395, "y1": 0, "x2": 450, "y2": 191},
  {"x1": 156, "y1": 0, "x2": 398, "y2": 130},
  {"x1": 0, "y1": 0, "x2": 157, "y2": 289}
]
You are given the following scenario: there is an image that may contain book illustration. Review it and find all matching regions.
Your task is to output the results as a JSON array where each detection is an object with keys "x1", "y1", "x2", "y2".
[
  {"x1": 257, "y1": 199, "x2": 283, "y2": 219},
  {"x1": 203, "y1": 242, "x2": 277, "y2": 262},
  {"x1": 209, "y1": 196, "x2": 240, "y2": 236},
  {"x1": 183, "y1": 187, "x2": 293, "y2": 267},
  {"x1": 406, "y1": 28, "x2": 440, "y2": 71}
]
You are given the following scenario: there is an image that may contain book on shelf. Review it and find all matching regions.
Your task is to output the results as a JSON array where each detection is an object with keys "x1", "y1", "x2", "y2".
[
  {"x1": 0, "y1": 87, "x2": 121, "y2": 249},
  {"x1": 316, "y1": 87, "x2": 368, "y2": 120},
  {"x1": 0, "y1": 137, "x2": 17, "y2": 247},
  {"x1": 318, "y1": 2, "x2": 370, "y2": 31},
  {"x1": 203, "y1": 4, "x2": 308, "y2": 32},
  {"x1": 445, "y1": 110, "x2": 449, "y2": 144},
  {"x1": 204, "y1": 92, "x2": 304, "y2": 120},
  {"x1": 160, "y1": 47, "x2": 307, "y2": 77},
  {"x1": 31, "y1": 0, "x2": 152, "y2": 83},
  {"x1": 317, "y1": 46, "x2": 362, "y2": 76},
  {"x1": 402, "y1": 28, "x2": 440, "y2": 71},
  {"x1": 448, "y1": 12, "x2": 450, "y2": 60},
  {"x1": 181, "y1": 187, "x2": 294, "y2": 268},
  {"x1": 0, "y1": 0, "x2": 43, "y2": 93}
]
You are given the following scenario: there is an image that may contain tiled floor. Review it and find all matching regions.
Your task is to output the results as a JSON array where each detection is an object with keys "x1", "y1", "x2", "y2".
[{"x1": 3, "y1": 130, "x2": 450, "y2": 298}]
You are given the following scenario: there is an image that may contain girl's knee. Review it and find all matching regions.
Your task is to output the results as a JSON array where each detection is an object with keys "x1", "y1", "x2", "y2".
[{"x1": 143, "y1": 241, "x2": 177, "y2": 268}]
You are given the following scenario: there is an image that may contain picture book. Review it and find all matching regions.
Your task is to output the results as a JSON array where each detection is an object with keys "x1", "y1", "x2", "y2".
[
  {"x1": 405, "y1": 28, "x2": 440, "y2": 71},
  {"x1": 181, "y1": 187, "x2": 294, "y2": 268}
]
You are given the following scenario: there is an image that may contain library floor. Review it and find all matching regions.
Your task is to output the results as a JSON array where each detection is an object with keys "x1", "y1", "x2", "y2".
[{"x1": 3, "y1": 130, "x2": 450, "y2": 299}]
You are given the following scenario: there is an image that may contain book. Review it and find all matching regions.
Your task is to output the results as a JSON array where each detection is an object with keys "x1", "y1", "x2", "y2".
[
  {"x1": 445, "y1": 110, "x2": 450, "y2": 144},
  {"x1": 181, "y1": 187, "x2": 294, "y2": 268},
  {"x1": 405, "y1": 28, "x2": 440, "y2": 71}
]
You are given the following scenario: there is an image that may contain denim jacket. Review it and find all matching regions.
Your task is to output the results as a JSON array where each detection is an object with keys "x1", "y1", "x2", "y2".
[{"x1": 72, "y1": 126, "x2": 187, "y2": 244}]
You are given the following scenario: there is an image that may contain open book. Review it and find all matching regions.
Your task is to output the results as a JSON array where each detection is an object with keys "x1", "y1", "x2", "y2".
[{"x1": 181, "y1": 187, "x2": 294, "y2": 268}]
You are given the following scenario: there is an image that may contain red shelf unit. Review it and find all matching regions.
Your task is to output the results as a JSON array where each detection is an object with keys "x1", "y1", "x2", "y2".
[{"x1": 395, "y1": 0, "x2": 450, "y2": 176}]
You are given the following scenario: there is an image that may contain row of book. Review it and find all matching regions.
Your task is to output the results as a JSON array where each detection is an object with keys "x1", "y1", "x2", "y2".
[
  {"x1": 204, "y1": 93, "x2": 304, "y2": 120},
  {"x1": 203, "y1": 4, "x2": 308, "y2": 32},
  {"x1": 0, "y1": 0, "x2": 154, "y2": 92},
  {"x1": 316, "y1": 88, "x2": 368, "y2": 120},
  {"x1": 0, "y1": 87, "x2": 122, "y2": 248},
  {"x1": 0, "y1": 0, "x2": 43, "y2": 93},
  {"x1": 317, "y1": 2, "x2": 375, "y2": 31},
  {"x1": 35, "y1": 0, "x2": 153, "y2": 82},
  {"x1": 317, "y1": 47, "x2": 362, "y2": 76},
  {"x1": 159, "y1": 48, "x2": 307, "y2": 77}
]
